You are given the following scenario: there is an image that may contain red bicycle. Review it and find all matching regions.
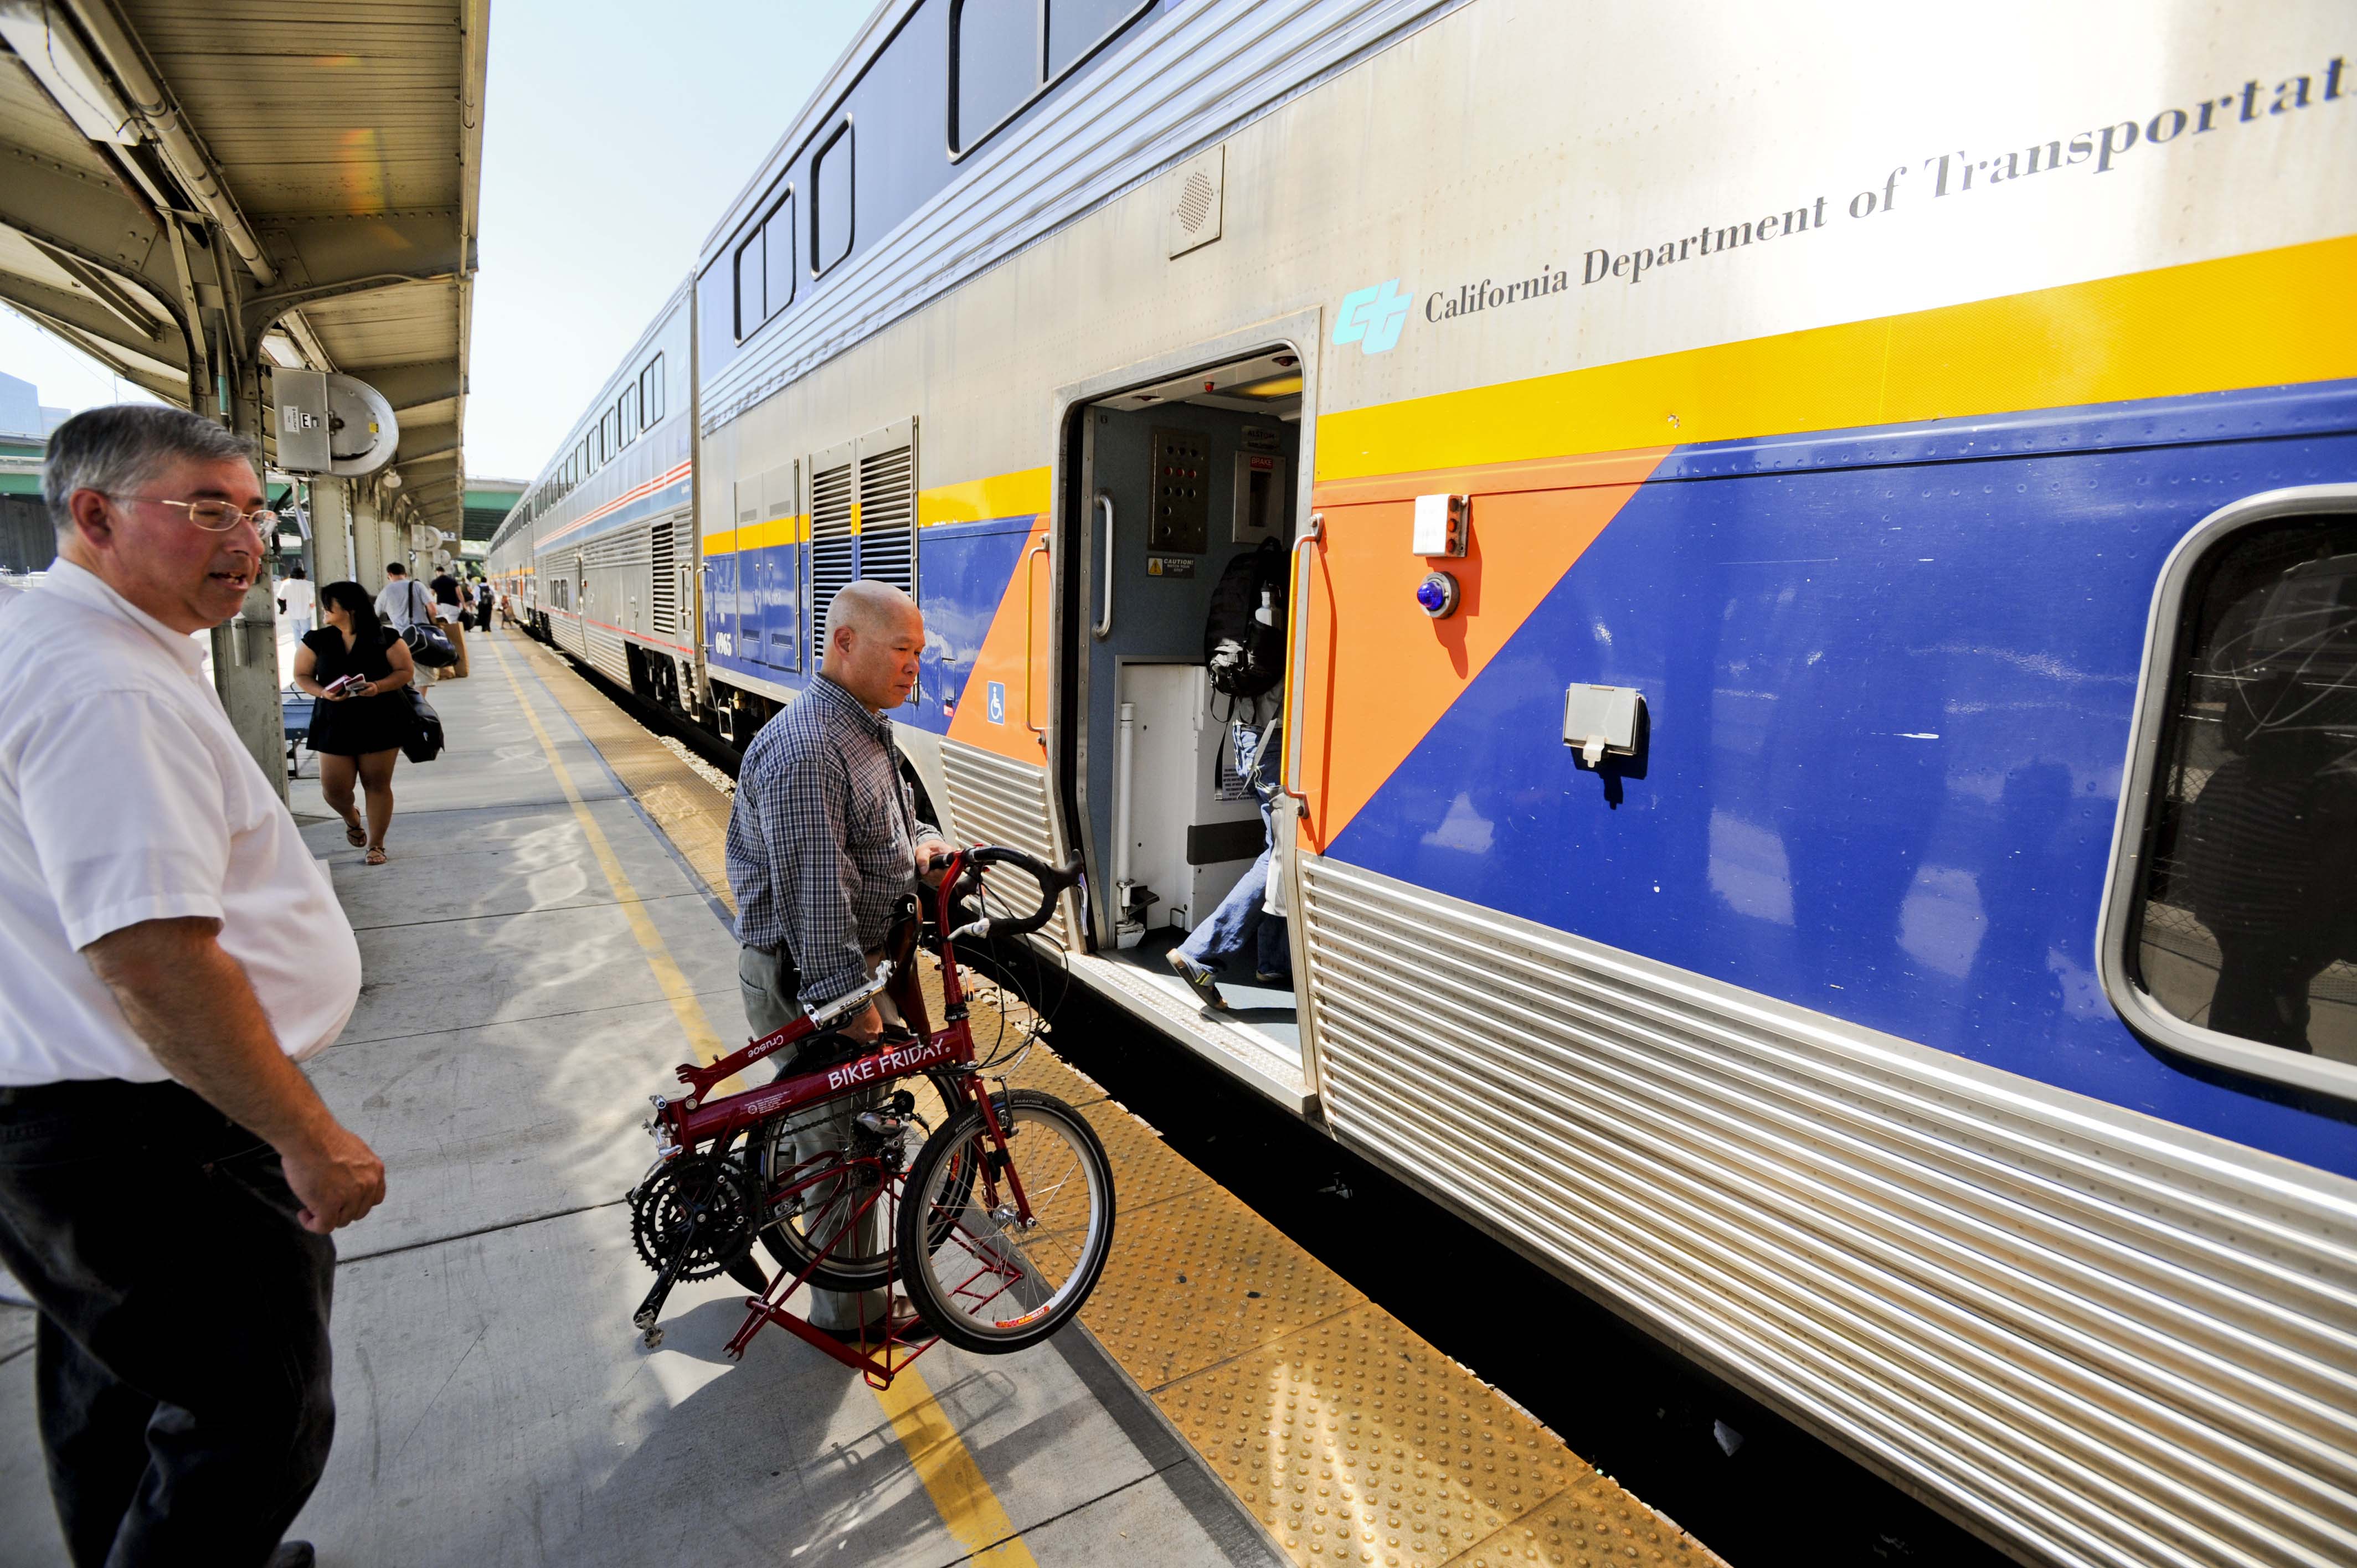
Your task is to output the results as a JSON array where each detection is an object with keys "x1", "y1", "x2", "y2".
[{"x1": 626, "y1": 847, "x2": 1114, "y2": 1383}]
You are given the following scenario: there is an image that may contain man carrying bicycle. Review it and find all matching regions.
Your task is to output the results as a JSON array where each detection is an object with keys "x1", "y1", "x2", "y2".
[{"x1": 723, "y1": 579, "x2": 951, "y2": 1338}]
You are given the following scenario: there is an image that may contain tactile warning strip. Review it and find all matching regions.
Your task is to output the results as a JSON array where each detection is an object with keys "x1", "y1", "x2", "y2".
[
  {"x1": 1445, "y1": 1483, "x2": 1716, "y2": 1568},
  {"x1": 1084, "y1": 1181, "x2": 1367, "y2": 1389},
  {"x1": 531, "y1": 633, "x2": 1725, "y2": 1568}
]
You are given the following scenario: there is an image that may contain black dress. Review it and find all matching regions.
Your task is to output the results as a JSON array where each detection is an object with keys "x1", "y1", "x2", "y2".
[{"x1": 303, "y1": 627, "x2": 411, "y2": 756}]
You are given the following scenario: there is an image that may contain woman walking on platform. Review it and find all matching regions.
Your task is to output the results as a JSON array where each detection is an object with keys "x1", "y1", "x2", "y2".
[{"x1": 294, "y1": 581, "x2": 415, "y2": 865}]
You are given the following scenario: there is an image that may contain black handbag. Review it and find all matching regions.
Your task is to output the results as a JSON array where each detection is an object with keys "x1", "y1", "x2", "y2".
[
  {"x1": 402, "y1": 688, "x2": 445, "y2": 764},
  {"x1": 403, "y1": 620, "x2": 456, "y2": 667},
  {"x1": 393, "y1": 582, "x2": 456, "y2": 667}
]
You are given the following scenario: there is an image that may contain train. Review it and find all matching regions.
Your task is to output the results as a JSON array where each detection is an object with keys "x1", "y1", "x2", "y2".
[{"x1": 486, "y1": 3, "x2": 2357, "y2": 1564}]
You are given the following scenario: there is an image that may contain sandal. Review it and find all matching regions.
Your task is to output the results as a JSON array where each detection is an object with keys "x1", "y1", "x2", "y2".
[
  {"x1": 343, "y1": 816, "x2": 366, "y2": 847},
  {"x1": 364, "y1": 846, "x2": 388, "y2": 865}
]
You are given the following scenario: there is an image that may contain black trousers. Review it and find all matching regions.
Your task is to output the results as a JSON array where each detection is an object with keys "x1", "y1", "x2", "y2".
[{"x1": 0, "y1": 1079, "x2": 336, "y2": 1566}]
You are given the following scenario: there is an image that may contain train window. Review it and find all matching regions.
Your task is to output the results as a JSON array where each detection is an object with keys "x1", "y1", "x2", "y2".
[
  {"x1": 2102, "y1": 488, "x2": 2357, "y2": 1101},
  {"x1": 762, "y1": 194, "x2": 795, "y2": 318},
  {"x1": 1048, "y1": 0, "x2": 1148, "y2": 76},
  {"x1": 640, "y1": 356, "x2": 665, "y2": 425},
  {"x1": 952, "y1": 0, "x2": 1037, "y2": 153},
  {"x1": 734, "y1": 227, "x2": 765, "y2": 339},
  {"x1": 812, "y1": 122, "x2": 852, "y2": 275}
]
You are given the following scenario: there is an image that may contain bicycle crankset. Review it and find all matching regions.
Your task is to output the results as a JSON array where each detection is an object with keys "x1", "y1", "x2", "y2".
[{"x1": 629, "y1": 1153, "x2": 758, "y2": 1281}]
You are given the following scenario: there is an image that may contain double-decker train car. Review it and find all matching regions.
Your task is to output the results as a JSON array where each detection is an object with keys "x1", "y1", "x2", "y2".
[
  {"x1": 486, "y1": 288, "x2": 692, "y2": 707},
  {"x1": 489, "y1": 3, "x2": 2357, "y2": 1563}
]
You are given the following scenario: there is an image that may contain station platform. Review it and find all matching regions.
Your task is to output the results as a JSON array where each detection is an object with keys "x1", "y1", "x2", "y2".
[{"x1": 0, "y1": 621, "x2": 1716, "y2": 1568}]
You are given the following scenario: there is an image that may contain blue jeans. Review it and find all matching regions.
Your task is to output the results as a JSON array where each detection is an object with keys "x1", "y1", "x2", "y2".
[{"x1": 1177, "y1": 800, "x2": 1291, "y2": 982}]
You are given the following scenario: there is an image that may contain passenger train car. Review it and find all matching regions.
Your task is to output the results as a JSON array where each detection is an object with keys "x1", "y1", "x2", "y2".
[
  {"x1": 490, "y1": 290, "x2": 693, "y2": 708},
  {"x1": 487, "y1": 4, "x2": 2357, "y2": 1563}
]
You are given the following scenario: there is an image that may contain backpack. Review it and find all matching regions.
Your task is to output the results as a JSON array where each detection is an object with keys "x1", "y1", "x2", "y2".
[{"x1": 1203, "y1": 539, "x2": 1288, "y2": 700}]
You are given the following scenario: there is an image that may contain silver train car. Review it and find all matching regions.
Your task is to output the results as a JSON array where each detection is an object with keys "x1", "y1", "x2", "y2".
[
  {"x1": 487, "y1": 289, "x2": 693, "y2": 710},
  {"x1": 488, "y1": 4, "x2": 2357, "y2": 1564}
]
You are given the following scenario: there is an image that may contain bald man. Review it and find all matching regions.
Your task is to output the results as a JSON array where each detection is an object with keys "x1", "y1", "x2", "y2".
[{"x1": 722, "y1": 580, "x2": 950, "y2": 1335}]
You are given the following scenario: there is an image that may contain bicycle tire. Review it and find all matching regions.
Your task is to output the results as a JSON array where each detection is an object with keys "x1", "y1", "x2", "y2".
[
  {"x1": 896, "y1": 1089, "x2": 1115, "y2": 1354},
  {"x1": 750, "y1": 1066, "x2": 969, "y2": 1292}
]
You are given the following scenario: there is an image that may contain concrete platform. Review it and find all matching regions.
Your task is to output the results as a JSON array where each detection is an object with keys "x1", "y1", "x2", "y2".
[{"x1": 0, "y1": 626, "x2": 1284, "y2": 1568}]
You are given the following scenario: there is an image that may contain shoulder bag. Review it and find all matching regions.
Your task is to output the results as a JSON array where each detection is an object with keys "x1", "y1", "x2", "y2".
[
  {"x1": 399, "y1": 582, "x2": 457, "y2": 668},
  {"x1": 402, "y1": 687, "x2": 445, "y2": 764}
]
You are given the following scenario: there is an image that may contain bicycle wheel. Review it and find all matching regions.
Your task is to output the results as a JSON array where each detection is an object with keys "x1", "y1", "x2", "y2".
[
  {"x1": 750, "y1": 1067, "x2": 969, "y2": 1292},
  {"x1": 896, "y1": 1089, "x2": 1114, "y2": 1354}
]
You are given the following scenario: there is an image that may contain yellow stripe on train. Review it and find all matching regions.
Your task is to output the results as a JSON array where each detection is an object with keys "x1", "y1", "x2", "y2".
[
  {"x1": 701, "y1": 466, "x2": 1052, "y2": 557},
  {"x1": 1317, "y1": 233, "x2": 2357, "y2": 482}
]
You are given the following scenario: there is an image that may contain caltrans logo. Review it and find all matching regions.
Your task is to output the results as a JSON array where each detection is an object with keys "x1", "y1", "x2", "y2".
[{"x1": 1334, "y1": 280, "x2": 1411, "y2": 355}]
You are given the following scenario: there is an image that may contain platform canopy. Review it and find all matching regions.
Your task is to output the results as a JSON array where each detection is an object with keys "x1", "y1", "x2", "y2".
[{"x1": 0, "y1": 0, "x2": 487, "y2": 540}]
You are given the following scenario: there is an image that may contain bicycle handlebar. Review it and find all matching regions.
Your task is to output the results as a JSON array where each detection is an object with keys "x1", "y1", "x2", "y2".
[
  {"x1": 944, "y1": 845, "x2": 1082, "y2": 943},
  {"x1": 805, "y1": 961, "x2": 894, "y2": 1027}
]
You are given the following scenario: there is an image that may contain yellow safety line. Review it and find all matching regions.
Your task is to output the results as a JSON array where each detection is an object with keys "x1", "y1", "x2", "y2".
[
  {"x1": 488, "y1": 638, "x2": 738, "y2": 1089},
  {"x1": 869, "y1": 1359, "x2": 1041, "y2": 1567},
  {"x1": 496, "y1": 637, "x2": 1036, "y2": 1560}
]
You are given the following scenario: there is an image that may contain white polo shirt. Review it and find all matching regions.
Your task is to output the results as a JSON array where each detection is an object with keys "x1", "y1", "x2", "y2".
[{"x1": 0, "y1": 560, "x2": 361, "y2": 1085}]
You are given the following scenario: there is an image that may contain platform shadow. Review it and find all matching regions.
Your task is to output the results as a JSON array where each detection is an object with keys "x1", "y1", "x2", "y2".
[{"x1": 538, "y1": 1295, "x2": 1030, "y2": 1568}]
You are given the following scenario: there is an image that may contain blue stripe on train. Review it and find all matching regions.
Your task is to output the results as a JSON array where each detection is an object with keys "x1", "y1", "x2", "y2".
[
  {"x1": 703, "y1": 514, "x2": 1038, "y2": 737},
  {"x1": 1326, "y1": 380, "x2": 2357, "y2": 1176}
]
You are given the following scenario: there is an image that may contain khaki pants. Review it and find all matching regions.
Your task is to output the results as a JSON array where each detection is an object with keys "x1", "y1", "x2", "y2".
[{"x1": 738, "y1": 945, "x2": 885, "y2": 1331}]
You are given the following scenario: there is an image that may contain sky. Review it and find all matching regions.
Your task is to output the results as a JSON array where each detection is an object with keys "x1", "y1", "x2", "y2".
[
  {"x1": 0, "y1": 0, "x2": 879, "y2": 481},
  {"x1": 467, "y1": 0, "x2": 878, "y2": 481}
]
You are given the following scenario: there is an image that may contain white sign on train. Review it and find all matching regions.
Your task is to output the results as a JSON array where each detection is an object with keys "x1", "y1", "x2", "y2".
[{"x1": 1322, "y1": 3, "x2": 2357, "y2": 410}]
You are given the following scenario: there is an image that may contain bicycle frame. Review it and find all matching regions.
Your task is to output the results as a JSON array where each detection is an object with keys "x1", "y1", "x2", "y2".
[{"x1": 635, "y1": 850, "x2": 1041, "y2": 1383}]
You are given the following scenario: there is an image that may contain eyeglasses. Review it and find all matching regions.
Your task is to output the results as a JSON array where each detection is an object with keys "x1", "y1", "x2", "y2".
[{"x1": 106, "y1": 494, "x2": 280, "y2": 533}]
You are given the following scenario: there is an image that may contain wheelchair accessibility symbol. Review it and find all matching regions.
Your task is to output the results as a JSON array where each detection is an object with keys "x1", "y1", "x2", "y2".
[{"x1": 987, "y1": 681, "x2": 1006, "y2": 724}]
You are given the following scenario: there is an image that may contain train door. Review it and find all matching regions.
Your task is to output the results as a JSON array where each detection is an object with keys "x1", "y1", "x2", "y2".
[
  {"x1": 1061, "y1": 347, "x2": 1306, "y2": 1076},
  {"x1": 728, "y1": 473, "x2": 764, "y2": 663},
  {"x1": 750, "y1": 461, "x2": 799, "y2": 670}
]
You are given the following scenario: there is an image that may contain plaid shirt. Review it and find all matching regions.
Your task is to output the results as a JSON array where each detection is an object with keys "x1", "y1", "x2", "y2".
[{"x1": 726, "y1": 675, "x2": 936, "y2": 1009}]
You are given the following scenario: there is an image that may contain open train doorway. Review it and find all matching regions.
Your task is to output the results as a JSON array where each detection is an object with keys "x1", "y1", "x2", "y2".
[{"x1": 1056, "y1": 342, "x2": 1309, "y2": 1097}]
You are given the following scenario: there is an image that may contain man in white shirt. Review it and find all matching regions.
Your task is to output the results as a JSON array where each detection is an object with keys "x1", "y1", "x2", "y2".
[
  {"x1": 0, "y1": 405, "x2": 384, "y2": 1568},
  {"x1": 373, "y1": 558, "x2": 432, "y2": 632},
  {"x1": 276, "y1": 563, "x2": 315, "y2": 642}
]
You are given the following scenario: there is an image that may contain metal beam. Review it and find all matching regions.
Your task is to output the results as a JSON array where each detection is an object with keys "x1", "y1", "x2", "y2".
[
  {"x1": 0, "y1": 269, "x2": 177, "y2": 366},
  {"x1": 60, "y1": 0, "x2": 278, "y2": 288},
  {"x1": 23, "y1": 233, "x2": 164, "y2": 336},
  {"x1": 10, "y1": 303, "x2": 183, "y2": 401},
  {"x1": 360, "y1": 357, "x2": 460, "y2": 415},
  {"x1": 0, "y1": 144, "x2": 174, "y2": 301}
]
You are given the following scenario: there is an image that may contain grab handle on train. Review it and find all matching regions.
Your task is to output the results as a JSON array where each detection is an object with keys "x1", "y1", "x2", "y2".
[
  {"x1": 1092, "y1": 492, "x2": 1116, "y2": 640},
  {"x1": 1022, "y1": 535, "x2": 1051, "y2": 742}
]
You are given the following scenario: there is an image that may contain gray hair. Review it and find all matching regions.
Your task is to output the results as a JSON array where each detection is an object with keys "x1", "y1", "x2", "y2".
[{"x1": 44, "y1": 404, "x2": 256, "y2": 534}]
